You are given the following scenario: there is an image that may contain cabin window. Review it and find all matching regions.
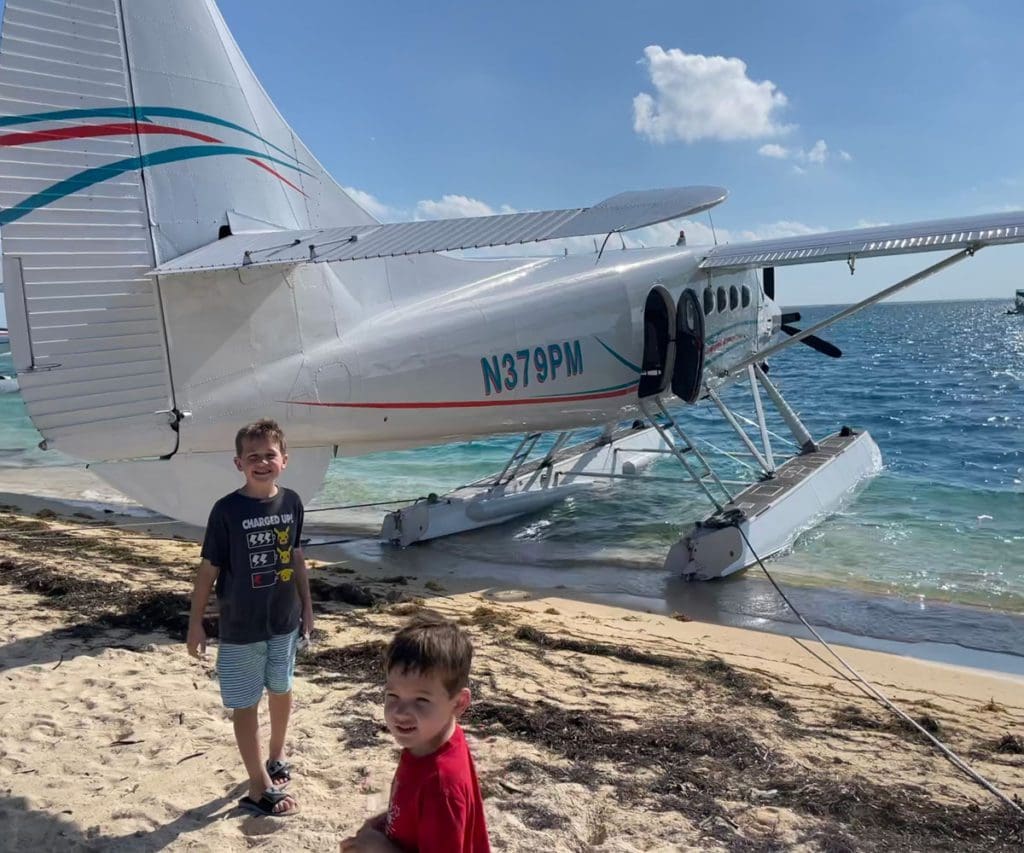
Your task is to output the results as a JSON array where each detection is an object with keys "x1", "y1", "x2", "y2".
[
  {"x1": 729, "y1": 285, "x2": 739, "y2": 310},
  {"x1": 741, "y1": 285, "x2": 751, "y2": 308},
  {"x1": 703, "y1": 287, "x2": 714, "y2": 315},
  {"x1": 717, "y1": 287, "x2": 727, "y2": 313}
]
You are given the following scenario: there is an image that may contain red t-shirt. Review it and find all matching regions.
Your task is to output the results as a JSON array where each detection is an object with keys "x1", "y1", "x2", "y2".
[{"x1": 384, "y1": 724, "x2": 491, "y2": 853}]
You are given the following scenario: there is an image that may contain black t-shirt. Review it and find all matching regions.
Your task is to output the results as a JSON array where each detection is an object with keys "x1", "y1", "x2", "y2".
[{"x1": 201, "y1": 487, "x2": 305, "y2": 644}]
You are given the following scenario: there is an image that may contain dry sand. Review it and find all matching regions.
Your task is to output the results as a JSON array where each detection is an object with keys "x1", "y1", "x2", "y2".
[{"x1": 0, "y1": 495, "x2": 1022, "y2": 852}]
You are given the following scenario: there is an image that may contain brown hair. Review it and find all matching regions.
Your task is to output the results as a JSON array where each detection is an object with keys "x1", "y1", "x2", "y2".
[
  {"x1": 385, "y1": 613, "x2": 473, "y2": 696},
  {"x1": 234, "y1": 418, "x2": 287, "y2": 457}
]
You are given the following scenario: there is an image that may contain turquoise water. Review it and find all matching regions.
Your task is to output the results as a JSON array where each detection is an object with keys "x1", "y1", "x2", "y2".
[{"x1": 2, "y1": 300, "x2": 1023, "y2": 658}]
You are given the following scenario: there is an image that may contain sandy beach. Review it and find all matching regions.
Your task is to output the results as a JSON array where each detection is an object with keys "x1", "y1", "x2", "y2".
[{"x1": 1, "y1": 481, "x2": 1022, "y2": 851}]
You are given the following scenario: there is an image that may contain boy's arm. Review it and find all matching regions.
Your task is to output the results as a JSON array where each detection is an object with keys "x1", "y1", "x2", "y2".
[
  {"x1": 292, "y1": 546, "x2": 314, "y2": 637},
  {"x1": 186, "y1": 558, "x2": 219, "y2": 657}
]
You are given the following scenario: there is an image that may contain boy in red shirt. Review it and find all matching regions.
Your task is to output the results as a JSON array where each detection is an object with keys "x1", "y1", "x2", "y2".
[{"x1": 341, "y1": 615, "x2": 491, "y2": 853}]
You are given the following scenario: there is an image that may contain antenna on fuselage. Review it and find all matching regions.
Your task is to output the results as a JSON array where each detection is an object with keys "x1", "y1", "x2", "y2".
[{"x1": 708, "y1": 210, "x2": 719, "y2": 245}]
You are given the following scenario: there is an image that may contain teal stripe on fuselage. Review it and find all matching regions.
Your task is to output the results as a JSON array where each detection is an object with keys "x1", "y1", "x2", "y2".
[
  {"x1": 0, "y1": 144, "x2": 312, "y2": 226},
  {"x1": 531, "y1": 378, "x2": 638, "y2": 399},
  {"x1": 0, "y1": 106, "x2": 300, "y2": 164},
  {"x1": 594, "y1": 336, "x2": 642, "y2": 374}
]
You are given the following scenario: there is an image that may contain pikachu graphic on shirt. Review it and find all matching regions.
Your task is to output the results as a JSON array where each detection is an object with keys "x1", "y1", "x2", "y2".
[{"x1": 275, "y1": 527, "x2": 294, "y2": 582}]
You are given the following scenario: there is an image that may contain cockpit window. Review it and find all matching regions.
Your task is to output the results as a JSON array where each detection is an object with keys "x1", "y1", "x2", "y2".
[
  {"x1": 703, "y1": 287, "x2": 714, "y2": 315},
  {"x1": 741, "y1": 285, "x2": 751, "y2": 308},
  {"x1": 717, "y1": 287, "x2": 727, "y2": 312},
  {"x1": 729, "y1": 286, "x2": 739, "y2": 310}
]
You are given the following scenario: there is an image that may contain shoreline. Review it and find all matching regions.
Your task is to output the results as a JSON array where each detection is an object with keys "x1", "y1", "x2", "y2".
[
  {"x1": 2, "y1": 463, "x2": 1023, "y2": 680},
  {"x1": 0, "y1": 497, "x2": 1022, "y2": 850}
]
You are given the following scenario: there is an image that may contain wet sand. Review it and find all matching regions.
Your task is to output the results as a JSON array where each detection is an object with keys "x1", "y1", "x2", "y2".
[{"x1": 0, "y1": 472, "x2": 1023, "y2": 850}]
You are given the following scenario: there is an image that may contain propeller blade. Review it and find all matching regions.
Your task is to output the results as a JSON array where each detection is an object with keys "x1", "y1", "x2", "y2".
[
  {"x1": 780, "y1": 324, "x2": 842, "y2": 358},
  {"x1": 780, "y1": 311, "x2": 801, "y2": 324},
  {"x1": 763, "y1": 266, "x2": 775, "y2": 300}
]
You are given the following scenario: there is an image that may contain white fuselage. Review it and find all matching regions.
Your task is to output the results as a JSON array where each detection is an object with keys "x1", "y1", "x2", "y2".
[{"x1": 164, "y1": 246, "x2": 775, "y2": 456}]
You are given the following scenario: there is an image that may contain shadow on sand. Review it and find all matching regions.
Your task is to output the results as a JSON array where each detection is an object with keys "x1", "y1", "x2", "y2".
[{"x1": 0, "y1": 786, "x2": 267, "y2": 852}]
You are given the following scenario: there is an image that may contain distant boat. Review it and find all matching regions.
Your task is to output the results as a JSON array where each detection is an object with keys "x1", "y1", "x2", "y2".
[{"x1": 1008, "y1": 289, "x2": 1024, "y2": 314}]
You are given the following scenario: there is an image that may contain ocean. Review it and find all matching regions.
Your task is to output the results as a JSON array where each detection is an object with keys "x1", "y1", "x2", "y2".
[{"x1": 2, "y1": 299, "x2": 1023, "y2": 669}]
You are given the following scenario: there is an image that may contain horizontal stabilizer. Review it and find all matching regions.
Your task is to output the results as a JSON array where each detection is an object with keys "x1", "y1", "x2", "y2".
[
  {"x1": 699, "y1": 209, "x2": 1024, "y2": 270},
  {"x1": 153, "y1": 186, "x2": 727, "y2": 274}
]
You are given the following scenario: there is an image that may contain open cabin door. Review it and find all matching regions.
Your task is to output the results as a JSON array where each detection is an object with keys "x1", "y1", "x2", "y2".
[
  {"x1": 671, "y1": 288, "x2": 704, "y2": 404},
  {"x1": 638, "y1": 287, "x2": 675, "y2": 398}
]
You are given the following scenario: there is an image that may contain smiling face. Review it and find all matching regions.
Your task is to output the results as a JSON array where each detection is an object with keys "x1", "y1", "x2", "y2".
[
  {"x1": 384, "y1": 666, "x2": 470, "y2": 756},
  {"x1": 234, "y1": 435, "x2": 287, "y2": 498}
]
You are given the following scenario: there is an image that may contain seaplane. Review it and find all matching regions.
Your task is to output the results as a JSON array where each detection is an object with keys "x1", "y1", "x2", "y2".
[{"x1": 3, "y1": 0, "x2": 1024, "y2": 579}]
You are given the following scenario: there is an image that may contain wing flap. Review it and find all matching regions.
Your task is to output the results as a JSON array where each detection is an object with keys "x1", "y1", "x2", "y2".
[
  {"x1": 699, "y1": 210, "x2": 1024, "y2": 270},
  {"x1": 152, "y1": 185, "x2": 727, "y2": 275}
]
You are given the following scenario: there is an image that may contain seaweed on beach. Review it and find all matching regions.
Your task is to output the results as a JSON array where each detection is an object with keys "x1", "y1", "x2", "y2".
[
  {"x1": 995, "y1": 733, "x2": 1023, "y2": 755},
  {"x1": 324, "y1": 710, "x2": 389, "y2": 749},
  {"x1": 832, "y1": 704, "x2": 946, "y2": 744},
  {"x1": 467, "y1": 694, "x2": 1023, "y2": 851},
  {"x1": 299, "y1": 640, "x2": 387, "y2": 684},
  {"x1": 503, "y1": 801, "x2": 570, "y2": 831},
  {"x1": 0, "y1": 514, "x2": 182, "y2": 568},
  {"x1": 461, "y1": 605, "x2": 517, "y2": 629},
  {"x1": 513, "y1": 625, "x2": 795, "y2": 716},
  {"x1": 514, "y1": 624, "x2": 683, "y2": 669},
  {"x1": 0, "y1": 557, "x2": 202, "y2": 640},
  {"x1": 308, "y1": 577, "x2": 411, "y2": 608},
  {"x1": 466, "y1": 696, "x2": 754, "y2": 838}
]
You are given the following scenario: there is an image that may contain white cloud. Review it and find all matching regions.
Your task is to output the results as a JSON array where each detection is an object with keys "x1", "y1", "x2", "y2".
[
  {"x1": 806, "y1": 139, "x2": 828, "y2": 164},
  {"x1": 759, "y1": 138, "x2": 847, "y2": 168},
  {"x1": 343, "y1": 186, "x2": 394, "y2": 220},
  {"x1": 633, "y1": 46, "x2": 791, "y2": 143},
  {"x1": 734, "y1": 220, "x2": 822, "y2": 241},
  {"x1": 415, "y1": 194, "x2": 517, "y2": 219},
  {"x1": 589, "y1": 217, "x2": 824, "y2": 250},
  {"x1": 758, "y1": 143, "x2": 790, "y2": 159}
]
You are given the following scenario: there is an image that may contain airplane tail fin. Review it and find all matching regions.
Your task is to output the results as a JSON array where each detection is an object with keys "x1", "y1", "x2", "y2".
[{"x1": 0, "y1": 0, "x2": 373, "y2": 462}]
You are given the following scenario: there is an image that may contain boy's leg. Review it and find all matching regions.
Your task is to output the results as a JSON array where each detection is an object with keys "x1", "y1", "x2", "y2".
[
  {"x1": 218, "y1": 639, "x2": 297, "y2": 811},
  {"x1": 233, "y1": 704, "x2": 270, "y2": 789},
  {"x1": 267, "y1": 690, "x2": 291, "y2": 763},
  {"x1": 265, "y1": 630, "x2": 300, "y2": 769}
]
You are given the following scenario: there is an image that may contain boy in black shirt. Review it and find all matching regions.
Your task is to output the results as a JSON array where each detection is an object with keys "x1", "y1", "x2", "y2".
[{"x1": 187, "y1": 419, "x2": 313, "y2": 817}]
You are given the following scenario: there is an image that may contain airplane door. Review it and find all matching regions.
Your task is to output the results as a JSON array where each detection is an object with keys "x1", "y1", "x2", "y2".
[
  {"x1": 671, "y1": 288, "x2": 704, "y2": 404},
  {"x1": 639, "y1": 287, "x2": 674, "y2": 398}
]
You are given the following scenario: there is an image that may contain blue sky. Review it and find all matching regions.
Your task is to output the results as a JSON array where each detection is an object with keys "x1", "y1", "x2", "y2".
[
  {"x1": 3, "y1": 0, "x2": 1024, "y2": 311},
  {"x1": 214, "y1": 0, "x2": 1024, "y2": 304}
]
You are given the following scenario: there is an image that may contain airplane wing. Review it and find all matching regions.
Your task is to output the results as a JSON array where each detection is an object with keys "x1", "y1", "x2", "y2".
[
  {"x1": 154, "y1": 186, "x2": 727, "y2": 275},
  {"x1": 699, "y1": 209, "x2": 1024, "y2": 270}
]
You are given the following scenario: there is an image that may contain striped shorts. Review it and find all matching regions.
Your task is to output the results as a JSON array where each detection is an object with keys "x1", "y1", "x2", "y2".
[{"x1": 216, "y1": 629, "x2": 299, "y2": 710}]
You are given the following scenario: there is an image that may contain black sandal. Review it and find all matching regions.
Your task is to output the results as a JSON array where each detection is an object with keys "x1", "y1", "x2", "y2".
[
  {"x1": 266, "y1": 758, "x2": 293, "y2": 786},
  {"x1": 239, "y1": 787, "x2": 298, "y2": 817}
]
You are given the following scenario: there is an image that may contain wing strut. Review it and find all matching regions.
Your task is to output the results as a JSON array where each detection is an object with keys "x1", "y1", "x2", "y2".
[{"x1": 717, "y1": 247, "x2": 978, "y2": 380}]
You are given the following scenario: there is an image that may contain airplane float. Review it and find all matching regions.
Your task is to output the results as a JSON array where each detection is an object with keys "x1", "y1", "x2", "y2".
[{"x1": 3, "y1": 0, "x2": 1024, "y2": 579}]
